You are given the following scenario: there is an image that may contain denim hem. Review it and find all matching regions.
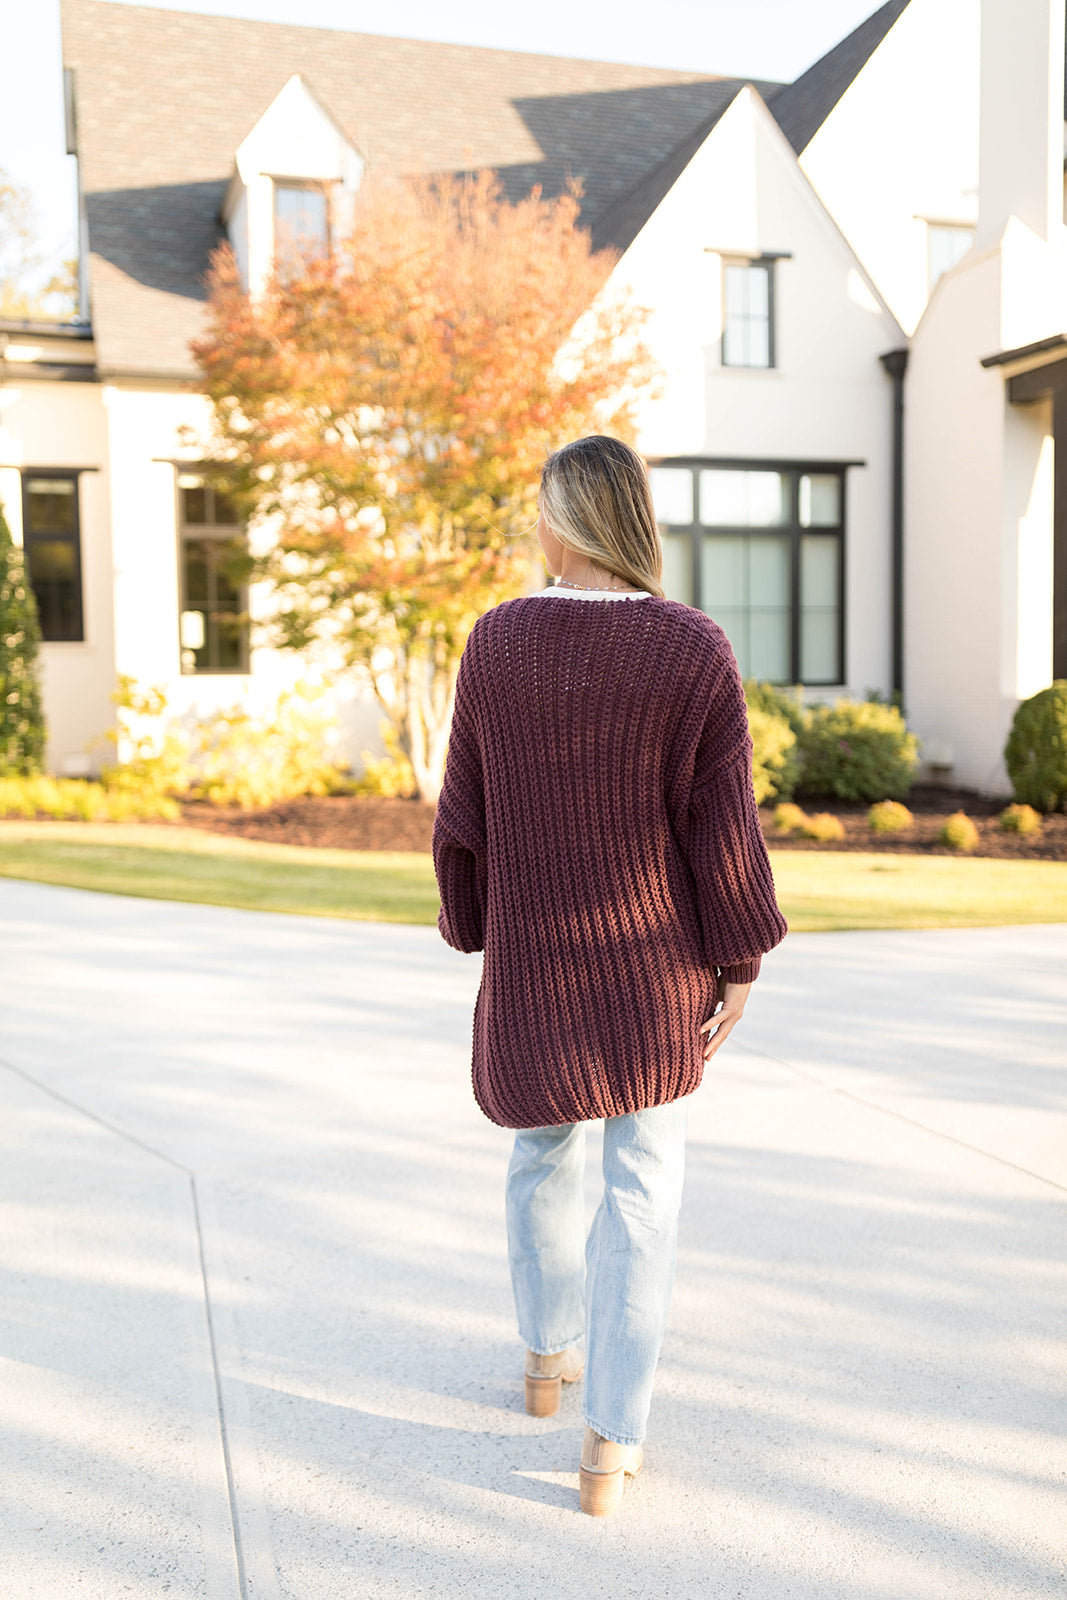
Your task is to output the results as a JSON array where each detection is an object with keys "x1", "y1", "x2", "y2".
[
  {"x1": 522, "y1": 1333, "x2": 585, "y2": 1357},
  {"x1": 582, "y1": 1413, "x2": 644, "y2": 1449}
]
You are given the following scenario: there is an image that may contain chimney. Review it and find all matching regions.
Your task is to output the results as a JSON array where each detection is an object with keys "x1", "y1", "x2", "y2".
[{"x1": 975, "y1": 0, "x2": 1066, "y2": 248}]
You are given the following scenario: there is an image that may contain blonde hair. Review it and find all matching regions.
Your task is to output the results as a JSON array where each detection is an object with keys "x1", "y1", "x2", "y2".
[{"x1": 539, "y1": 436, "x2": 665, "y2": 599}]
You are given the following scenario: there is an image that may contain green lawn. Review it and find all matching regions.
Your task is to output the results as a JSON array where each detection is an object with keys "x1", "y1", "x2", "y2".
[{"x1": 0, "y1": 821, "x2": 1064, "y2": 932}]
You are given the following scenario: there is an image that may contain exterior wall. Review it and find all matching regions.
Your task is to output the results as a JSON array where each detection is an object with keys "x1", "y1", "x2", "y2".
[
  {"x1": 606, "y1": 88, "x2": 903, "y2": 701},
  {"x1": 101, "y1": 384, "x2": 385, "y2": 769},
  {"x1": 905, "y1": 222, "x2": 1066, "y2": 792},
  {"x1": 799, "y1": 0, "x2": 980, "y2": 336},
  {"x1": 0, "y1": 374, "x2": 116, "y2": 775},
  {"x1": 0, "y1": 371, "x2": 385, "y2": 777}
]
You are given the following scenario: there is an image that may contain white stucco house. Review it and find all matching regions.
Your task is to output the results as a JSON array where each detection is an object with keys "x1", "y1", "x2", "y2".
[{"x1": 0, "y1": 0, "x2": 1063, "y2": 793}]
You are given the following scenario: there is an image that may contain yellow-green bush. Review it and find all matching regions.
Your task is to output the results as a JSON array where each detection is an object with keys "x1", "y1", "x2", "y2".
[
  {"x1": 998, "y1": 802, "x2": 1041, "y2": 835},
  {"x1": 800, "y1": 811, "x2": 846, "y2": 843},
  {"x1": 939, "y1": 811, "x2": 979, "y2": 852},
  {"x1": 749, "y1": 707, "x2": 798, "y2": 806},
  {"x1": 190, "y1": 683, "x2": 346, "y2": 810},
  {"x1": 773, "y1": 801, "x2": 808, "y2": 833},
  {"x1": 868, "y1": 799, "x2": 913, "y2": 835},
  {"x1": 354, "y1": 723, "x2": 417, "y2": 799},
  {"x1": 0, "y1": 775, "x2": 178, "y2": 821},
  {"x1": 99, "y1": 676, "x2": 191, "y2": 800},
  {"x1": 744, "y1": 683, "x2": 802, "y2": 802}
]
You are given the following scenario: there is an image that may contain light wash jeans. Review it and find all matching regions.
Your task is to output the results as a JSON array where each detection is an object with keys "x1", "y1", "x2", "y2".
[{"x1": 505, "y1": 1098, "x2": 689, "y2": 1447}]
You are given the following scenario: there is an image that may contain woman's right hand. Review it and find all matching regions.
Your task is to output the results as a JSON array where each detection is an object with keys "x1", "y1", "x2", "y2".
[{"x1": 699, "y1": 981, "x2": 753, "y2": 1060}]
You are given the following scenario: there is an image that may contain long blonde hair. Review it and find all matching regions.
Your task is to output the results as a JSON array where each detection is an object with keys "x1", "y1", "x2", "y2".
[{"x1": 539, "y1": 436, "x2": 665, "y2": 599}]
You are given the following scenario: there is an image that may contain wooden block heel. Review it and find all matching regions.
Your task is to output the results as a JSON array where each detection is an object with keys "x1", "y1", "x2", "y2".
[
  {"x1": 578, "y1": 1427, "x2": 642, "y2": 1516},
  {"x1": 579, "y1": 1463, "x2": 625, "y2": 1517},
  {"x1": 524, "y1": 1372, "x2": 562, "y2": 1416}
]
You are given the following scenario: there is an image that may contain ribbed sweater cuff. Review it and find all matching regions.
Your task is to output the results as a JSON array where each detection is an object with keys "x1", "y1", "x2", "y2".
[{"x1": 720, "y1": 957, "x2": 761, "y2": 986}]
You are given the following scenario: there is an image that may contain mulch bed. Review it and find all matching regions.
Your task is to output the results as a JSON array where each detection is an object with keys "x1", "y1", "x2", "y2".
[{"x1": 179, "y1": 785, "x2": 1067, "y2": 862}]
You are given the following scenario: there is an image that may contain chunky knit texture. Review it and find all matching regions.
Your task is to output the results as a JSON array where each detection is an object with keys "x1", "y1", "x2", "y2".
[{"x1": 432, "y1": 592, "x2": 788, "y2": 1129}]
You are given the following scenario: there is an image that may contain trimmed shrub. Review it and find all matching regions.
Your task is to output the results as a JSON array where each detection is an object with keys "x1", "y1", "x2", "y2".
[
  {"x1": 773, "y1": 801, "x2": 808, "y2": 833},
  {"x1": 745, "y1": 680, "x2": 807, "y2": 737},
  {"x1": 998, "y1": 802, "x2": 1042, "y2": 836},
  {"x1": 868, "y1": 799, "x2": 913, "y2": 835},
  {"x1": 800, "y1": 811, "x2": 846, "y2": 843},
  {"x1": 1004, "y1": 682, "x2": 1067, "y2": 812},
  {"x1": 0, "y1": 775, "x2": 178, "y2": 821},
  {"x1": 0, "y1": 502, "x2": 46, "y2": 776},
  {"x1": 744, "y1": 681, "x2": 802, "y2": 803},
  {"x1": 939, "y1": 811, "x2": 979, "y2": 852},
  {"x1": 748, "y1": 706, "x2": 798, "y2": 806},
  {"x1": 796, "y1": 699, "x2": 918, "y2": 802},
  {"x1": 190, "y1": 682, "x2": 346, "y2": 810}
]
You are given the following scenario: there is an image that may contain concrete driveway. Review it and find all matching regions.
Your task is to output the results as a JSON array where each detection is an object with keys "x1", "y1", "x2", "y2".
[{"x1": 0, "y1": 877, "x2": 1064, "y2": 1600}]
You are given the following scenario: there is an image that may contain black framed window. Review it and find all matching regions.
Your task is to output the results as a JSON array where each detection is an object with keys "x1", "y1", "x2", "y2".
[
  {"x1": 722, "y1": 258, "x2": 775, "y2": 368},
  {"x1": 273, "y1": 181, "x2": 330, "y2": 276},
  {"x1": 21, "y1": 471, "x2": 84, "y2": 641},
  {"x1": 177, "y1": 474, "x2": 249, "y2": 674},
  {"x1": 649, "y1": 460, "x2": 846, "y2": 686}
]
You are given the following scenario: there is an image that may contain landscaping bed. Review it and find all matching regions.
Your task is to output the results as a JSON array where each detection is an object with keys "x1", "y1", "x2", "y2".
[{"x1": 177, "y1": 785, "x2": 1067, "y2": 862}]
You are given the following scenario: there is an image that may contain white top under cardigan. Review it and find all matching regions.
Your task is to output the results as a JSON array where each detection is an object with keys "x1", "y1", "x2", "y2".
[{"x1": 541, "y1": 586, "x2": 653, "y2": 601}]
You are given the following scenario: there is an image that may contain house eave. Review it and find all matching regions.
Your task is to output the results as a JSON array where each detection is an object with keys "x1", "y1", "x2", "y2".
[{"x1": 979, "y1": 333, "x2": 1067, "y2": 371}]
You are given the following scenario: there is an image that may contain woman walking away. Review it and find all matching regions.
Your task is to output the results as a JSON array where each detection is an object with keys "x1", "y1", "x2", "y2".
[{"x1": 432, "y1": 435, "x2": 787, "y2": 1516}]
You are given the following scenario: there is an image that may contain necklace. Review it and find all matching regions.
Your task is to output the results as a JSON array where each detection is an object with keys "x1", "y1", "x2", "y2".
[{"x1": 555, "y1": 576, "x2": 639, "y2": 592}]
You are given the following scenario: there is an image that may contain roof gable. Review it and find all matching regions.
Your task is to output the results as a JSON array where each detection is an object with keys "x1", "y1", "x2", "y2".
[
  {"x1": 769, "y1": 0, "x2": 913, "y2": 155},
  {"x1": 62, "y1": 0, "x2": 757, "y2": 373}
]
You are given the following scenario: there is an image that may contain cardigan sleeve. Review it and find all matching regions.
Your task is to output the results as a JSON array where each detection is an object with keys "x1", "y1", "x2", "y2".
[
  {"x1": 432, "y1": 648, "x2": 488, "y2": 955},
  {"x1": 679, "y1": 647, "x2": 788, "y2": 984}
]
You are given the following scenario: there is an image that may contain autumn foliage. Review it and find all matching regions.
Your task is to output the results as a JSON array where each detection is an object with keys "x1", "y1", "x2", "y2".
[{"x1": 190, "y1": 172, "x2": 655, "y2": 800}]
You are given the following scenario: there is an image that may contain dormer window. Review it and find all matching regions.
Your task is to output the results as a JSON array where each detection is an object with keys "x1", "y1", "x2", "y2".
[{"x1": 273, "y1": 180, "x2": 330, "y2": 271}]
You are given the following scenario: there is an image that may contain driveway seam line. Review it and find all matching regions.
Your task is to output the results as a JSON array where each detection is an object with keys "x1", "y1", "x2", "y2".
[
  {"x1": 0, "y1": 1052, "x2": 253, "y2": 1599},
  {"x1": 730, "y1": 1041, "x2": 1067, "y2": 1196}
]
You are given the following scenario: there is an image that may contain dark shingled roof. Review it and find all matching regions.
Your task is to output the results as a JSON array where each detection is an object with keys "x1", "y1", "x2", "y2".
[
  {"x1": 61, "y1": 0, "x2": 907, "y2": 378},
  {"x1": 62, "y1": 0, "x2": 761, "y2": 376},
  {"x1": 769, "y1": 0, "x2": 913, "y2": 155}
]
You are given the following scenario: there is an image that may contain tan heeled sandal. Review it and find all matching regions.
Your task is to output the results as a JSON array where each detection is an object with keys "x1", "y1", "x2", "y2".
[
  {"x1": 578, "y1": 1426, "x2": 643, "y2": 1516},
  {"x1": 523, "y1": 1345, "x2": 583, "y2": 1417}
]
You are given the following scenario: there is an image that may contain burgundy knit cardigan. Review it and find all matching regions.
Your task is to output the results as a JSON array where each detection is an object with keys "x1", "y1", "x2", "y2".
[{"x1": 432, "y1": 593, "x2": 787, "y2": 1129}]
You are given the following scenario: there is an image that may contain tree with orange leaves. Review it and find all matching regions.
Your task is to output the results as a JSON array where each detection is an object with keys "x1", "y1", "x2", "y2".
[{"x1": 190, "y1": 172, "x2": 656, "y2": 801}]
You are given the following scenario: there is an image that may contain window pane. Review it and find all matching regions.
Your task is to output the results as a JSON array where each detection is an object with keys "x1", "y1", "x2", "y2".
[
  {"x1": 801, "y1": 533, "x2": 839, "y2": 606},
  {"x1": 745, "y1": 266, "x2": 769, "y2": 315},
  {"x1": 25, "y1": 478, "x2": 75, "y2": 534},
  {"x1": 800, "y1": 611, "x2": 838, "y2": 682},
  {"x1": 800, "y1": 533, "x2": 841, "y2": 681},
  {"x1": 723, "y1": 264, "x2": 750, "y2": 317},
  {"x1": 25, "y1": 538, "x2": 81, "y2": 641},
  {"x1": 274, "y1": 184, "x2": 329, "y2": 255},
  {"x1": 700, "y1": 470, "x2": 747, "y2": 526},
  {"x1": 701, "y1": 535, "x2": 746, "y2": 608},
  {"x1": 715, "y1": 609, "x2": 750, "y2": 677},
  {"x1": 181, "y1": 536, "x2": 247, "y2": 674},
  {"x1": 750, "y1": 535, "x2": 790, "y2": 607},
  {"x1": 214, "y1": 613, "x2": 245, "y2": 672},
  {"x1": 181, "y1": 483, "x2": 208, "y2": 525},
  {"x1": 212, "y1": 489, "x2": 240, "y2": 525},
  {"x1": 749, "y1": 609, "x2": 790, "y2": 681},
  {"x1": 700, "y1": 470, "x2": 787, "y2": 526},
  {"x1": 722, "y1": 263, "x2": 771, "y2": 369},
  {"x1": 649, "y1": 467, "x2": 693, "y2": 525},
  {"x1": 660, "y1": 533, "x2": 693, "y2": 605},
  {"x1": 746, "y1": 319, "x2": 770, "y2": 368},
  {"x1": 799, "y1": 474, "x2": 840, "y2": 527}
]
